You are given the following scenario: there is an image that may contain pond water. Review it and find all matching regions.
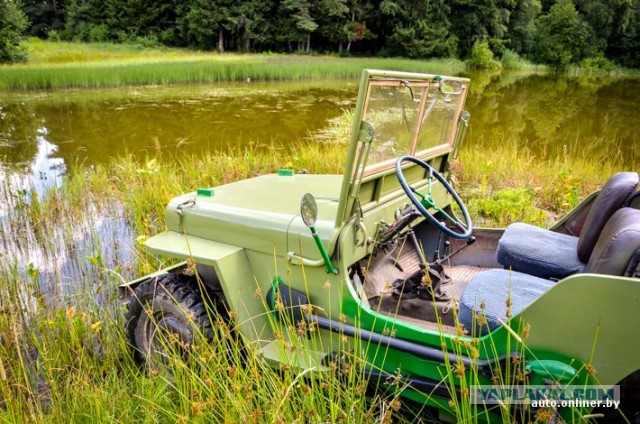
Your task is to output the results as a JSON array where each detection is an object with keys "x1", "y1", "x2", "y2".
[
  {"x1": 0, "y1": 81, "x2": 359, "y2": 185},
  {"x1": 2, "y1": 72, "x2": 639, "y2": 180},
  {"x1": 1, "y1": 72, "x2": 638, "y2": 302},
  {"x1": 463, "y1": 71, "x2": 639, "y2": 167}
]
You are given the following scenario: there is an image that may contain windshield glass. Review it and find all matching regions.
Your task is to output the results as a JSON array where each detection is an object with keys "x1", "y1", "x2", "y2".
[{"x1": 358, "y1": 77, "x2": 468, "y2": 176}]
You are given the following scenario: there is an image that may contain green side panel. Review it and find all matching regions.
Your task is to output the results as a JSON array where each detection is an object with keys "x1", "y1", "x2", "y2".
[
  {"x1": 258, "y1": 340, "x2": 330, "y2": 371},
  {"x1": 527, "y1": 360, "x2": 578, "y2": 383},
  {"x1": 212, "y1": 246, "x2": 270, "y2": 343},
  {"x1": 166, "y1": 174, "x2": 343, "y2": 260},
  {"x1": 516, "y1": 273, "x2": 640, "y2": 386}
]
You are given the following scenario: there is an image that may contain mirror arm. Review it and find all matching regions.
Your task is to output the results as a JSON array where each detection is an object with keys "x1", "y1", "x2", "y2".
[{"x1": 310, "y1": 226, "x2": 339, "y2": 274}]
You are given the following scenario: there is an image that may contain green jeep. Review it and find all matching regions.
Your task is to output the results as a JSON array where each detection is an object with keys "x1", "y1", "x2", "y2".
[{"x1": 123, "y1": 69, "x2": 640, "y2": 422}]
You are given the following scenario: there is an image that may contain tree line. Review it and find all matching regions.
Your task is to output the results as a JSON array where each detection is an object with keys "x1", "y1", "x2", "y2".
[{"x1": 2, "y1": 0, "x2": 640, "y2": 70}]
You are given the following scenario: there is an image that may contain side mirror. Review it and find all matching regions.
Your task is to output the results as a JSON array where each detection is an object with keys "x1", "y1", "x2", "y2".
[
  {"x1": 300, "y1": 193, "x2": 318, "y2": 228},
  {"x1": 439, "y1": 79, "x2": 463, "y2": 95},
  {"x1": 299, "y1": 193, "x2": 338, "y2": 274}
]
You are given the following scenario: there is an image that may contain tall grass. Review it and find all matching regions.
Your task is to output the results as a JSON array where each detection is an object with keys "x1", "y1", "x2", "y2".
[
  {"x1": 2, "y1": 143, "x2": 416, "y2": 423},
  {"x1": 453, "y1": 136, "x2": 626, "y2": 227},
  {"x1": 0, "y1": 267, "x2": 411, "y2": 423},
  {"x1": 0, "y1": 41, "x2": 466, "y2": 91},
  {"x1": 0, "y1": 123, "x2": 629, "y2": 421}
]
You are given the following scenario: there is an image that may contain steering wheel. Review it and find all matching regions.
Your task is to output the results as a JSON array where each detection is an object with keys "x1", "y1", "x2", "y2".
[{"x1": 395, "y1": 155, "x2": 472, "y2": 239}]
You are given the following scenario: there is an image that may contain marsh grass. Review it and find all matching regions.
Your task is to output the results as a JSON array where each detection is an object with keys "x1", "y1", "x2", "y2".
[
  {"x1": 453, "y1": 136, "x2": 626, "y2": 227},
  {"x1": 1, "y1": 40, "x2": 466, "y2": 91},
  {"x1": 4, "y1": 143, "x2": 414, "y2": 423},
  {"x1": 24, "y1": 38, "x2": 183, "y2": 64},
  {"x1": 0, "y1": 125, "x2": 628, "y2": 421}
]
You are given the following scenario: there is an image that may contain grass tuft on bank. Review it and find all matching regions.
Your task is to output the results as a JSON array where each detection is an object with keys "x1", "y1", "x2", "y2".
[{"x1": 0, "y1": 40, "x2": 466, "y2": 91}]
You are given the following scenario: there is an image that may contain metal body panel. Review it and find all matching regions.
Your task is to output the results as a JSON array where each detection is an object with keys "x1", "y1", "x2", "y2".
[
  {"x1": 161, "y1": 174, "x2": 342, "y2": 259},
  {"x1": 145, "y1": 231, "x2": 244, "y2": 265},
  {"x1": 515, "y1": 273, "x2": 640, "y2": 386}
]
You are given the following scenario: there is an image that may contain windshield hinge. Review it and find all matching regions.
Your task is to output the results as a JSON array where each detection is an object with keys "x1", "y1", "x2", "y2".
[
  {"x1": 358, "y1": 121, "x2": 374, "y2": 144},
  {"x1": 351, "y1": 197, "x2": 367, "y2": 247}
]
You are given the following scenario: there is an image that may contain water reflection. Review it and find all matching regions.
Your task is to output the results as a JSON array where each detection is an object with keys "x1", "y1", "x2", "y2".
[
  {"x1": 2, "y1": 74, "x2": 638, "y2": 178},
  {"x1": 0, "y1": 81, "x2": 358, "y2": 176},
  {"x1": 463, "y1": 72, "x2": 639, "y2": 167},
  {"x1": 30, "y1": 133, "x2": 65, "y2": 194},
  {"x1": 0, "y1": 81, "x2": 358, "y2": 306}
]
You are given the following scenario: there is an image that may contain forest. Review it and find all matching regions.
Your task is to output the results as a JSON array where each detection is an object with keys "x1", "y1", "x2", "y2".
[{"x1": 1, "y1": 0, "x2": 640, "y2": 70}]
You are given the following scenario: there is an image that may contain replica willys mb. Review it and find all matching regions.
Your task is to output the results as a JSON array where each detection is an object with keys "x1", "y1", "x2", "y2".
[{"x1": 122, "y1": 70, "x2": 640, "y2": 422}]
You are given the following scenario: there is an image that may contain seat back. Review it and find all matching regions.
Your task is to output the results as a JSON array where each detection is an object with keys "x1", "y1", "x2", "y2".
[
  {"x1": 585, "y1": 207, "x2": 640, "y2": 276},
  {"x1": 576, "y1": 172, "x2": 639, "y2": 262}
]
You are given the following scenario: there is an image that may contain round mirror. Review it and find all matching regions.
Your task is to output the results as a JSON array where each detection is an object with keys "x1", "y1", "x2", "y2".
[
  {"x1": 300, "y1": 193, "x2": 318, "y2": 227},
  {"x1": 440, "y1": 79, "x2": 463, "y2": 95}
]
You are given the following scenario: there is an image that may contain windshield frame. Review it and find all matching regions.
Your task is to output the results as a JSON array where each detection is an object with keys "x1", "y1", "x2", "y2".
[{"x1": 336, "y1": 69, "x2": 470, "y2": 226}]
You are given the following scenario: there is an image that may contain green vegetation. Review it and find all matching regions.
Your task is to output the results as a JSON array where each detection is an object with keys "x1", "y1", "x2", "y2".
[
  {"x1": 466, "y1": 41, "x2": 502, "y2": 70},
  {"x1": 454, "y1": 139, "x2": 623, "y2": 228},
  {"x1": 0, "y1": 135, "x2": 625, "y2": 421},
  {"x1": 0, "y1": 144, "x2": 348, "y2": 423},
  {"x1": 532, "y1": 0, "x2": 598, "y2": 71},
  {"x1": 2, "y1": 0, "x2": 640, "y2": 69},
  {"x1": 0, "y1": 41, "x2": 466, "y2": 90},
  {"x1": 23, "y1": 38, "x2": 191, "y2": 64},
  {"x1": 1, "y1": 144, "x2": 430, "y2": 423},
  {"x1": 0, "y1": 0, "x2": 29, "y2": 63}
]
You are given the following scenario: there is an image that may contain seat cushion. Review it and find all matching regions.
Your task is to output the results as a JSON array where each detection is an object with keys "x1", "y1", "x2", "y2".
[
  {"x1": 459, "y1": 269, "x2": 556, "y2": 335},
  {"x1": 497, "y1": 223, "x2": 586, "y2": 279}
]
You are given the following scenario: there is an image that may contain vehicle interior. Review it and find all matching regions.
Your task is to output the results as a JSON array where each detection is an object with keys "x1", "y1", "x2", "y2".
[{"x1": 345, "y1": 72, "x2": 640, "y2": 336}]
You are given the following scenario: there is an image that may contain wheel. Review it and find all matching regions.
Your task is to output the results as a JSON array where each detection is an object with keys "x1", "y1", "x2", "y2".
[
  {"x1": 395, "y1": 155, "x2": 472, "y2": 239},
  {"x1": 126, "y1": 273, "x2": 214, "y2": 368}
]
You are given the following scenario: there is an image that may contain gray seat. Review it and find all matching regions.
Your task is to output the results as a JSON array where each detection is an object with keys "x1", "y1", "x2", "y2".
[
  {"x1": 496, "y1": 223, "x2": 585, "y2": 279},
  {"x1": 461, "y1": 207, "x2": 640, "y2": 335},
  {"x1": 496, "y1": 172, "x2": 639, "y2": 279},
  {"x1": 458, "y1": 269, "x2": 555, "y2": 334}
]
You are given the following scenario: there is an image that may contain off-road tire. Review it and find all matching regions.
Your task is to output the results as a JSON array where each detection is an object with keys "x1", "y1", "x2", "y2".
[{"x1": 126, "y1": 273, "x2": 214, "y2": 367}]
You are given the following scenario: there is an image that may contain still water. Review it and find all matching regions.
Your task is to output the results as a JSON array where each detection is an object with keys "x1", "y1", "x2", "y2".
[
  {"x1": 1, "y1": 72, "x2": 638, "y2": 183},
  {"x1": 0, "y1": 81, "x2": 358, "y2": 185},
  {"x1": 0, "y1": 72, "x2": 638, "y2": 301}
]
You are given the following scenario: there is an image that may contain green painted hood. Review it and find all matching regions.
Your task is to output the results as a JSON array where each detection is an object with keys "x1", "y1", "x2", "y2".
[{"x1": 161, "y1": 173, "x2": 343, "y2": 258}]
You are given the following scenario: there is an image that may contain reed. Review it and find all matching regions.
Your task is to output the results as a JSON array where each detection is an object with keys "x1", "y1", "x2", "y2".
[
  {"x1": 0, "y1": 143, "x2": 412, "y2": 423},
  {"x1": 0, "y1": 123, "x2": 628, "y2": 421},
  {"x1": 1, "y1": 41, "x2": 466, "y2": 91}
]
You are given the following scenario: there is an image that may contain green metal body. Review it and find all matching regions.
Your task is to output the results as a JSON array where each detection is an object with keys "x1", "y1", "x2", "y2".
[{"x1": 126, "y1": 69, "x2": 640, "y2": 420}]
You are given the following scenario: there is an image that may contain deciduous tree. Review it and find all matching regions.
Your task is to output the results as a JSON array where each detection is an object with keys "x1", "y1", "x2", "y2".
[
  {"x1": 507, "y1": 0, "x2": 541, "y2": 55},
  {"x1": 280, "y1": 0, "x2": 318, "y2": 52},
  {"x1": 22, "y1": 0, "x2": 65, "y2": 37},
  {"x1": 533, "y1": 0, "x2": 598, "y2": 70},
  {"x1": 0, "y1": 0, "x2": 29, "y2": 63}
]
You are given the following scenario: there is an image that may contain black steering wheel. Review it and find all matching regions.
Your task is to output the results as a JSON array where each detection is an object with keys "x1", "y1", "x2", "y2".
[{"x1": 395, "y1": 155, "x2": 473, "y2": 239}]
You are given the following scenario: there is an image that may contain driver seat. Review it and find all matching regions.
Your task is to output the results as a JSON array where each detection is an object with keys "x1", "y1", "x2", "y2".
[
  {"x1": 496, "y1": 172, "x2": 639, "y2": 279},
  {"x1": 460, "y1": 207, "x2": 640, "y2": 334}
]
